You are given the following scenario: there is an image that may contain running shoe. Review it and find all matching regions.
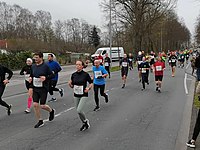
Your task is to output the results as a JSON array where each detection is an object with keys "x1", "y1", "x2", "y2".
[
  {"x1": 139, "y1": 79, "x2": 141, "y2": 82},
  {"x1": 186, "y1": 140, "x2": 195, "y2": 148},
  {"x1": 59, "y1": 88, "x2": 64, "y2": 97},
  {"x1": 24, "y1": 108, "x2": 30, "y2": 114},
  {"x1": 7, "y1": 105, "x2": 12, "y2": 116},
  {"x1": 49, "y1": 109, "x2": 55, "y2": 121},
  {"x1": 48, "y1": 97, "x2": 57, "y2": 102},
  {"x1": 158, "y1": 88, "x2": 161, "y2": 93},
  {"x1": 93, "y1": 106, "x2": 100, "y2": 111},
  {"x1": 156, "y1": 86, "x2": 159, "y2": 91},
  {"x1": 80, "y1": 119, "x2": 90, "y2": 131},
  {"x1": 141, "y1": 88, "x2": 145, "y2": 91},
  {"x1": 34, "y1": 120, "x2": 44, "y2": 128},
  {"x1": 122, "y1": 84, "x2": 125, "y2": 89},
  {"x1": 105, "y1": 93, "x2": 109, "y2": 103}
]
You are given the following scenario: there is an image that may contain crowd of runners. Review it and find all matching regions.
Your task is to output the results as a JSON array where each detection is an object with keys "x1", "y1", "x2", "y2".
[{"x1": 0, "y1": 49, "x2": 199, "y2": 134}]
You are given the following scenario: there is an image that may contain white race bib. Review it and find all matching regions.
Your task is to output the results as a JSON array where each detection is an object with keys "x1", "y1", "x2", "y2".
[
  {"x1": 156, "y1": 66, "x2": 162, "y2": 71},
  {"x1": 138, "y1": 61, "x2": 142, "y2": 65},
  {"x1": 25, "y1": 74, "x2": 30, "y2": 81},
  {"x1": 74, "y1": 85, "x2": 84, "y2": 95},
  {"x1": 182, "y1": 56, "x2": 184, "y2": 59},
  {"x1": 94, "y1": 71, "x2": 102, "y2": 78},
  {"x1": 172, "y1": 59, "x2": 176, "y2": 63},
  {"x1": 168, "y1": 60, "x2": 172, "y2": 63},
  {"x1": 33, "y1": 77, "x2": 43, "y2": 87},
  {"x1": 104, "y1": 62, "x2": 109, "y2": 66},
  {"x1": 142, "y1": 68, "x2": 146, "y2": 73},
  {"x1": 122, "y1": 62, "x2": 128, "y2": 67},
  {"x1": 129, "y1": 59, "x2": 132, "y2": 62}
]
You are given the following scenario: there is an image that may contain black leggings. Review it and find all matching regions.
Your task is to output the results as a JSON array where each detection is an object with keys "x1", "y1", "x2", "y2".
[
  {"x1": 49, "y1": 80, "x2": 59, "y2": 95},
  {"x1": 94, "y1": 84, "x2": 107, "y2": 107},
  {"x1": 192, "y1": 110, "x2": 200, "y2": 141},
  {"x1": 0, "y1": 84, "x2": 9, "y2": 108},
  {"x1": 105, "y1": 66, "x2": 110, "y2": 77}
]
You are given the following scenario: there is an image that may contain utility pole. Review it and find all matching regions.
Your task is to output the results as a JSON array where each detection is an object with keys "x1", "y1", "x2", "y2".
[{"x1": 109, "y1": 0, "x2": 112, "y2": 64}]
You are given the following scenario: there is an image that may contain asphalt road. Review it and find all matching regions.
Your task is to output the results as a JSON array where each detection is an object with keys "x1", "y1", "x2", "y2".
[{"x1": 0, "y1": 62, "x2": 195, "y2": 150}]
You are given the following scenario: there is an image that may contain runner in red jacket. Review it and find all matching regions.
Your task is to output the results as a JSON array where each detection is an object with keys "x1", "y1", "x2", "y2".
[{"x1": 153, "y1": 57, "x2": 165, "y2": 93}]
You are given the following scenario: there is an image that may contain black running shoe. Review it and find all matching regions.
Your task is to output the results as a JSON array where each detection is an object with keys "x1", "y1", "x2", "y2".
[
  {"x1": 80, "y1": 124, "x2": 86, "y2": 131},
  {"x1": 105, "y1": 93, "x2": 109, "y2": 103},
  {"x1": 49, "y1": 109, "x2": 55, "y2": 121},
  {"x1": 7, "y1": 105, "x2": 12, "y2": 116},
  {"x1": 156, "y1": 87, "x2": 159, "y2": 91},
  {"x1": 80, "y1": 119, "x2": 90, "y2": 131},
  {"x1": 59, "y1": 88, "x2": 64, "y2": 97},
  {"x1": 93, "y1": 106, "x2": 100, "y2": 111},
  {"x1": 48, "y1": 97, "x2": 57, "y2": 102},
  {"x1": 34, "y1": 120, "x2": 44, "y2": 128},
  {"x1": 158, "y1": 88, "x2": 161, "y2": 93},
  {"x1": 186, "y1": 140, "x2": 195, "y2": 148},
  {"x1": 122, "y1": 84, "x2": 125, "y2": 89}
]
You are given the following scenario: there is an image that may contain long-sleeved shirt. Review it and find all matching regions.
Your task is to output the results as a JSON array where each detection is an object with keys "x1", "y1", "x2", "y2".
[{"x1": 0, "y1": 65, "x2": 13, "y2": 84}]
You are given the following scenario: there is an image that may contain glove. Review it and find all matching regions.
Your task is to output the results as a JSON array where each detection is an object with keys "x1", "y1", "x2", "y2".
[{"x1": 97, "y1": 76, "x2": 103, "y2": 79}]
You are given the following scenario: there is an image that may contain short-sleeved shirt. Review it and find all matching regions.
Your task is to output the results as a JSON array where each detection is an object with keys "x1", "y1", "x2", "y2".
[
  {"x1": 92, "y1": 65, "x2": 108, "y2": 85},
  {"x1": 71, "y1": 70, "x2": 92, "y2": 97},
  {"x1": 153, "y1": 61, "x2": 165, "y2": 76}
]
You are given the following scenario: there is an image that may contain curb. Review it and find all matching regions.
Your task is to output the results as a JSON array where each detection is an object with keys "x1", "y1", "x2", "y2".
[{"x1": 175, "y1": 76, "x2": 196, "y2": 150}]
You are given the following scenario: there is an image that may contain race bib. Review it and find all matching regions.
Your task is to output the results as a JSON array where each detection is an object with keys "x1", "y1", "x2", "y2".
[
  {"x1": 156, "y1": 66, "x2": 162, "y2": 71},
  {"x1": 138, "y1": 61, "x2": 142, "y2": 65},
  {"x1": 129, "y1": 59, "x2": 132, "y2": 62},
  {"x1": 74, "y1": 85, "x2": 84, "y2": 95},
  {"x1": 172, "y1": 59, "x2": 176, "y2": 63},
  {"x1": 105, "y1": 62, "x2": 109, "y2": 66},
  {"x1": 33, "y1": 77, "x2": 43, "y2": 87},
  {"x1": 25, "y1": 74, "x2": 30, "y2": 81},
  {"x1": 94, "y1": 71, "x2": 102, "y2": 78},
  {"x1": 169, "y1": 60, "x2": 172, "y2": 63},
  {"x1": 142, "y1": 68, "x2": 146, "y2": 73},
  {"x1": 182, "y1": 56, "x2": 184, "y2": 59},
  {"x1": 122, "y1": 62, "x2": 128, "y2": 67}
]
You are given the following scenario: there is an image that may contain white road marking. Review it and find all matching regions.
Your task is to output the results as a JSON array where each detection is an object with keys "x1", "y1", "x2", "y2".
[
  {"x1": 186, "y1": 63, "x2": 190, "y2": 70},
  {"x1": 184, "y1": 73, "x2": 189, "y2": 95},
  {"x1": 43, "y1": 107, "x2": 75, "y2": 122}
]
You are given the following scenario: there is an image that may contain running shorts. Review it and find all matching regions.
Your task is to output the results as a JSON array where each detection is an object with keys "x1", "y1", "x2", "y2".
[
  {"x1": 33, "y1": 88, "x2": 48, "y2": 105},
  {"x1": 155, "y1": 75, "x2": 163, "y2": 81}
]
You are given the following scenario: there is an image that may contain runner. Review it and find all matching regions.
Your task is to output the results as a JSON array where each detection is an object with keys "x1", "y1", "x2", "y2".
[
  {"x1": 120, "y1": 54, "x2": 130, "y2": 88},
  {"x1": 128, "y1": 53, "x2": 134, "y2": 70},
  {"x1": 136, "y1": 51, "x2": 144, "y2": 82},
  {"x1": 153, "y1": 57, "x2": 166, "y2": 93},
  {"x1": 139, "y1": 57, "x2": 150, "y2": 90},
  {"x1": 191, "y1": 55, "x2": 196, "y2": 75},
  {"x1": 180, "y1": 51, "x2": 185, "y2": 68},
  {"x1": 0, "y1": 64, "x2": 13, "y2": 115},
  {"x1": 185, "y1": 49, "x2": 190, "y2": 64},
  {"x1": 104, "y1": 53, "x2": 111, "y2": 78},
  {"x1": 20, "y1": 58, "x2": 33, "y2": 113},
  {"x1": 47, "y1": 54, "x2": 64, "y2": 102},
  {"x1": 168, "y1": 52, "x2": 177, "y2": 77},
  {"x1": 29, "y1": 52, "x2": 55, "y2": 128},
  {"x1": 149, "y1": 51, "x2": 156, "y2": 72},
  {"x1": 92, "y1": 60, "x2": 109, "y2": 111},
  {"x1": 69, "y1": 60, "x2": 93, "y2": 131}
]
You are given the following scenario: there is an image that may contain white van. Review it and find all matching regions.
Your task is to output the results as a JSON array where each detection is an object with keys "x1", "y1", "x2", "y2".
[{"x1": 91, "y1": 47, "x2": 124, "y2": 61}]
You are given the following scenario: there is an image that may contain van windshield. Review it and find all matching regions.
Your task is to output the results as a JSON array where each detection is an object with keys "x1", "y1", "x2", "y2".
[{"x1": 95, "y1": 50, "x2": 103, "y2": 54}]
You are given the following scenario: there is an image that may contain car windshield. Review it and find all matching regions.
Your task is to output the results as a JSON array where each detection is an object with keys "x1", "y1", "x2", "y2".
[{"x1": 95, "y1": 50, "x2": 103, "y2": 55}]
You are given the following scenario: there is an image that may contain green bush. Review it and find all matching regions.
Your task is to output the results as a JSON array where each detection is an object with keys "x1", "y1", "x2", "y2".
[{"x1": 0, "y1": 51, "x2": 32, "y2": 70}]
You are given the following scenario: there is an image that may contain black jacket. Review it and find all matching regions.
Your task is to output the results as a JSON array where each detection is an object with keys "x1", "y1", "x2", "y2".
[{"x1": 0, "y1": 65, "x2": 13, "y2": 84}]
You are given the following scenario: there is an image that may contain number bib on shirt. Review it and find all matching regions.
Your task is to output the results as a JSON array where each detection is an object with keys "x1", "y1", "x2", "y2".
[
  {"x1": 74, "y1": 85, "x2": 84, "y2": 95},
  {"x1": 142, "y1": 68, "x2": 146, "y2": 73},
  {"x1": 33, "y1": 77, "x2": 43, "y2": 87},
  {"x1": 129, "y1": 59, "x2": 132, "y2": 62},
  {"x1": 94, "y1": 71, "x2": 102, "y2": 78},
  {"x1": 25, "y1": 74, "x2": 30, "y2": 81},
  {"x1": 104, "y1": 62, "x2": 109, "y2": 66},
  {"x1": 122, "y1": 62, "x2": 128, "y2": 67},
  {"x1": 156, "y1": 66, "x2": 162, "y2": 71},
  {"x1": 138, "y1": 61, "x2": 142, "y2": 65},
  {"x1": 172, "y1": 59, "x2": 176, "y2": 63},
  {"x1": 169, "y1": 60, "x2": 172, "y2": 63}
]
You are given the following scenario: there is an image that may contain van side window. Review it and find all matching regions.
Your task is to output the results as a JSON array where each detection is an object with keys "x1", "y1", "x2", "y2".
[{"x1": 102, "y1": 50, "x2": 107, "y2": 55}]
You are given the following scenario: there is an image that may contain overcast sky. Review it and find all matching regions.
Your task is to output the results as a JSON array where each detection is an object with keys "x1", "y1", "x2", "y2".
[{"x1": 3, "y1": 0, "x2": 200, "y2": 35}]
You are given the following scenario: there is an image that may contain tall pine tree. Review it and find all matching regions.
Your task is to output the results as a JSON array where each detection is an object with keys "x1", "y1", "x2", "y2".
[{"x1": 89, "y1": 26, "x2": 100, "y2": 48}]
